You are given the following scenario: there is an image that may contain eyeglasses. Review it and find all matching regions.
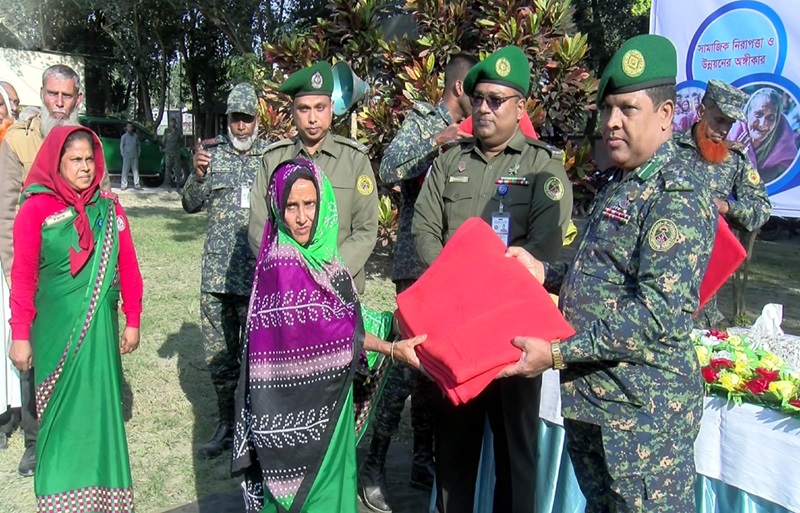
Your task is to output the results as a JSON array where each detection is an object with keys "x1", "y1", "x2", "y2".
[{"x1": 470, "y1": 94, "x2": 520, "y2": 110}]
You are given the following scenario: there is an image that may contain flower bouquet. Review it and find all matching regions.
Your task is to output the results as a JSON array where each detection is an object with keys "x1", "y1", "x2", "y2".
[{"x1": 692, "y1": 329, "x2": 800, "y2": 419}]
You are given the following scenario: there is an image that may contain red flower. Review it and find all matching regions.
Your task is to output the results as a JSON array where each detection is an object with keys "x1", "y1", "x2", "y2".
[
  {"x1": 710, "y1": 358, "x2": 734, "y2": 369},
  {"x1": 708, "y1": 329, "x2": 729, "y2": 340},
  {"x1": 755, "y1": 367, "x2": 780, "y2": 382},
  {"x1": 701, "y1": 366, "x2": 719, "y2": 384},
  {"x1": 790, "y1": 398, "x2": 800, "y2": 408},
  {"x1": 743, "y1": 377, "x2": 770, "y2": 395}
]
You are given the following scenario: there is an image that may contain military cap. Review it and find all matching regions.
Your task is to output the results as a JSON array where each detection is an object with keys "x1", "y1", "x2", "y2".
[
  {"x1": 597, "y1": 34, "x2": 677, "y2": 106},
  {"x1": 703, "y1": 79, "x2": 747, "y2": 121},
  {"x1": 278, "y1": 61, "x2": 333, "y2": 98},
  {"x1": 226, "y1": 83, "x2": 258, "y2": 116},
  {"x1": 463, "y1": 46, "x2": 530, "y2": 97}
]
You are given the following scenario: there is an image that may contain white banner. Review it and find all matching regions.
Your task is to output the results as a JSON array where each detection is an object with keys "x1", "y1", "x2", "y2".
[{"x1": 652, "y1": 0, "x2": 800, "y2": 217}]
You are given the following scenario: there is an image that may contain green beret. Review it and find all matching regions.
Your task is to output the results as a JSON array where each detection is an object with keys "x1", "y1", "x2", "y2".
[
  {"x1": 226, "y1": 83, "x2": 258, "y2": 116},
  {"x1": 597, "y1": 34, "x2": 677, "y2": 106},
  {"x1": 278, "y1": 61, "x2": 333, "y2": 98},
  {"x1": 703, "y1": 79, "x2": 748, "y2": 121},
  {"x1": 463, "y1": 46, "x2": 530, "y2": 97}
]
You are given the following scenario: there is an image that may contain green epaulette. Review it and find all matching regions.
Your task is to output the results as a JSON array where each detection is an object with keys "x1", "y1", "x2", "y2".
[
  {"x1": 332, "y1": 134, "x2": 369, "y2": 154},
  {"x1": 526, "y1": 138, "x2": 563, "y2": 160},
  {"x1": 264, "y1": 138, "x2": 295, "y2": 152}
]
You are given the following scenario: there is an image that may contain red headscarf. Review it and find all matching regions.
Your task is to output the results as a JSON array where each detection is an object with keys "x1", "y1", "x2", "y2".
[{"x1": 24, "y1": 125, "x2": 106, "y2": 275}]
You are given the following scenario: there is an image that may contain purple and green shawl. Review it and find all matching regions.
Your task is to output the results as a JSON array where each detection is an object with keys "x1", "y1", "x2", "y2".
[{"x1": 232, "y1": 158, "x2": 362, "y2": 512}]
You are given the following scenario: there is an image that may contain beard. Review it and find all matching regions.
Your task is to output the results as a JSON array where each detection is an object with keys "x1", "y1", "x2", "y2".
[
  {"x1": 228, "y1": 127, "x2": 257, "y2": 152},
  {"x1": 40, "y1": 107, "x2": 79, "y2": 137},
  {"x1": 695, "y1": 119, "x2": 730, "y2": 164}
]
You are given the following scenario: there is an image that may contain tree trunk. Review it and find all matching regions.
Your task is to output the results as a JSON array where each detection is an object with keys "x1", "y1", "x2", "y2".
[{"x1": 179, "y1": 36, "x2": 201, "y2": 140}]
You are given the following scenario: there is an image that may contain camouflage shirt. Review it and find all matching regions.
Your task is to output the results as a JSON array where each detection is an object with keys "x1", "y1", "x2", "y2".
[
  {"x1": 182, "y1": 135, "x2": 270, "y2": 296},
  {"x1": 164, "y1": 126, "x2": 184, "y2": 155},
  {"x1": 556, "y1": 140, "x2": 716, "y2": 433},
  {"x1": 379, "y1": 101, "x2": 452, "y2": 281},
  {"x1": 674, "y1": 127, "x2": 771, "y2": 232}
]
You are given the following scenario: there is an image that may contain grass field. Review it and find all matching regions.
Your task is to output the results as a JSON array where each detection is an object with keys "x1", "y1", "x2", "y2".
[{"x1": 1, "y1": 190, "x2": 798, "y2": 512}]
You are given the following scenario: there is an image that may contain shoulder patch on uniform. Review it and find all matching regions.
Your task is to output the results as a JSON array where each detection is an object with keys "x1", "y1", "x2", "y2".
[
  {"x1": 544, "y1": 176, "x2": 565, "y2": 201},
  {"x1": 265, "y1": 138, "x2": 295, "y2": 152},
  {"x1": 526, "y1": 138, "x2": 562, "y2": 159},
  {"x1": 333, "y1": 134, "x2": 369, "y2": 154},
  {"x1": 648, "y1": 219, "x2": 679, "y2": 252},
  {"x1": 357, "y1": 174, "x2": 375, "y2": 195},
  {"x1": 747, "y1": 168, "x2": 761, "y2": 185}
]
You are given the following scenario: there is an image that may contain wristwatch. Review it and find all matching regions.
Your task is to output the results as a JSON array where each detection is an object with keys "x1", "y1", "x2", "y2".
[{"x1": 550, "y1": 341, "x2": 567, "y2": 370}]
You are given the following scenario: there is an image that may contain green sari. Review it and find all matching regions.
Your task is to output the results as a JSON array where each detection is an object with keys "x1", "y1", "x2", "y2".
[{"x1": 28, "y1": 185, "x2": 134, "y2": 512}]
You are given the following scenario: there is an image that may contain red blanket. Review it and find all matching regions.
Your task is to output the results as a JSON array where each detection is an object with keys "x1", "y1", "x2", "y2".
[
  {"x1": 395, "y1": 218, "x2": 574, "y2": 405},
  {"x1": 699, "y1": 215, "x2": 747, "y2": 310}
]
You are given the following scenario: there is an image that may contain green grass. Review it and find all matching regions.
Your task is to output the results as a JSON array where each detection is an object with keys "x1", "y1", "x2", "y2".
[{"x1": 1, "y1": 195, "x2": 798, "y2": 512}]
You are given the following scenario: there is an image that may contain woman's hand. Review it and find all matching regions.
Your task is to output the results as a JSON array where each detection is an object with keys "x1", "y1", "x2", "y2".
[
  {"x1": 120, "y1": 327, "x2": 140, "y2": 355},
  {"x1": 390, "y1": 334, "x2": 426, "y2": 369},
  {"x1": 10, "y1": 340, "x2": 32, "y2": 372}
]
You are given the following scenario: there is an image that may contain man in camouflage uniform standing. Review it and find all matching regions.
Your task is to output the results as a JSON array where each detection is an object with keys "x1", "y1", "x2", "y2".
[
  {"x1": 413, "y1": 46, "x2": 573, "y2": 513},
  {"x1": 163, "y1": 118, "x2": 185, "y2": 191},
  {"x1": 359, "y1": 53, "x2": 477, "y2": 513},
  {"x1": 248, "y1": 61, "x2": 377, "y2": 294},
  {"x1": 184, "y1": 83, "x2": 269, "y2": 459},
  {"x1": 501, "y1": 35, "x2": 717, "y2": 511},
  {"x1": 674, "y1": 79, "x2": 771, "y2": 328}
]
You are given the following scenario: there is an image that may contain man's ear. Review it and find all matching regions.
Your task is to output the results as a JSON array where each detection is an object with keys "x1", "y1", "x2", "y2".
[{"x1": 660, "y1": 99, "x2": 675, "y2": 130}]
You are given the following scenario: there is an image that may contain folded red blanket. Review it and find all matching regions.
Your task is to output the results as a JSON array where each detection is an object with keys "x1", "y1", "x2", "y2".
[
  {"x1": 396, "y1": 218, "x2": 574, "y2": 405},
  {"x1": 699, "y1": 215, "x2": 747, "y2": 311}
]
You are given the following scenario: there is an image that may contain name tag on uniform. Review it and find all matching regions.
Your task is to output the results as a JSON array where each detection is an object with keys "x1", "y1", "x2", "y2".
[
  {"x1": 44, "y1": 209, "x2": 74, "y2": 226},
  {"x1": 491, "y1": 211, "x2": 511, "y2": 247},
  {"x1": 449, "y1": 176, "x2": 469, "y2": 183},
  {"x1": 240, "y1": 186, "x2": 251, "y2": 209}
]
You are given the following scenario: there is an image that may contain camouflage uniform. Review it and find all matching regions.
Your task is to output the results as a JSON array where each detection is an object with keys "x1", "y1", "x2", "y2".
[
  {"x1": 369, "y1": 100, "x2": 451, "y2": 451},
  {"x1": 163, "y1": 123, "x2": 184, "y2": 189},
  {"x1": 549, "y1": 140, "x2": 717, "y2": 511},
  {"x1": 248, "y1": 134, "x2": 378, "y2": 294},
  {"x1": 675, "y1": 80, "x2": 772, "y2": 329},
  {"x1": 182, "y1": 87, "x2": 269, "y2": 424}
]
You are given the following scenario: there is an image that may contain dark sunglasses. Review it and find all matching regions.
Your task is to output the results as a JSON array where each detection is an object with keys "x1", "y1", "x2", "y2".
[{"x1": 470, "y1": 94, "x2": 520, "y2": 110}]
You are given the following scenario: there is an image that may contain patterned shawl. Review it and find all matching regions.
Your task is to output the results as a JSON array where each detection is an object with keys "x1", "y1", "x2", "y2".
[{"x1": 232, "y1": 158, "x2": 362, "y2": 512}]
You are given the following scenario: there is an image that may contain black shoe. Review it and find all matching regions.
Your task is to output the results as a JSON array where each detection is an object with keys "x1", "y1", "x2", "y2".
[
  {"x1": 197, "y1": 421, "x2": 233, "y2": 459},
  {"x1": 0, "y1": 432, "x2": 7, "y2": 451},
  {"x1": 18, "y1": 445, "x2": 35, "y2": 477},
  {"x1": 358, "y1": 436, "x2": 392, "y2": 513}
]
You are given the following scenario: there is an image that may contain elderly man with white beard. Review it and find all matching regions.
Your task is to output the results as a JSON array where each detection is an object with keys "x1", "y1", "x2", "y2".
[
  {"x1": 181, "y1": 83, "x2": 270, "y2": 459},
  {"x1": 0, "y1": 64, "x2": 109, "y2": 478}
]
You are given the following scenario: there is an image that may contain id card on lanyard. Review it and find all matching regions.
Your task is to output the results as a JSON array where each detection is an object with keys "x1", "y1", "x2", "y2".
[{"x1": 492, "y1": 183, "x2": 511, "y2": 246}]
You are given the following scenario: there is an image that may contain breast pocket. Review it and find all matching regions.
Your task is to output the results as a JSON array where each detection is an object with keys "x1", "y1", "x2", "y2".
[
  {"x1": 442, "y1": 186, "x2": 473, "y2": 237},
  {"x1": 328, "y1": 173, "x2": 354, "y2": 229},
  {"x1": 209, "y1": 169, "x2": 238, "y2": 192},
  {"x1": 579, "y1": 217, "x2": 635, "y2": 286}
]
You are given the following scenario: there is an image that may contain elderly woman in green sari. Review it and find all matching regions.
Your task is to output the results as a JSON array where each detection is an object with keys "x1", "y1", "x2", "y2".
[
  {"x1": 8, "y1": 125, "x2": 143, "y2": 512},
  {"x1": 232, "y1": 158, "x2": 425, "y2": 513}
]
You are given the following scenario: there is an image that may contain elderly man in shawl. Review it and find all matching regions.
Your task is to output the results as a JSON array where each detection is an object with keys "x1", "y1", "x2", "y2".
[
  {"x1": 232, "y1": 158, "x2": 425, "y2": 513},
  {"x1": 8, "y1": 125, "x2": 143, "y2": 512}
]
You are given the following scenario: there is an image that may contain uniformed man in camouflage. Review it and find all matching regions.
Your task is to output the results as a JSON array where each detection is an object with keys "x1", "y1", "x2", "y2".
[
  {"x1": 184, "y1": 83, "x2": 269, "y2": 459},
  {"x1": 163, "y1": 118, "x2": 185, "y2": 191},
  {"x1": 247, "y1": 61, "x2": 378, "y2": 294},
  {"x1": 359, "y1": 53, "x2": 477, "y2": 513},
  {"x1": 674, "y1": 79, "x2": 771, "y2": 328},
  {"x1": 500, "y1": 35, "x2": 717, "y2": 512},
  {"x1": 412, "y1": 45, "x2": 573, "y2": 513}
]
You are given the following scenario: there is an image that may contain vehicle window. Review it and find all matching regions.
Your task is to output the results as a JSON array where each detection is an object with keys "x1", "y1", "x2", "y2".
[{"x1": 97, "y1": 123, "x2": 124, "y2": 138}]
